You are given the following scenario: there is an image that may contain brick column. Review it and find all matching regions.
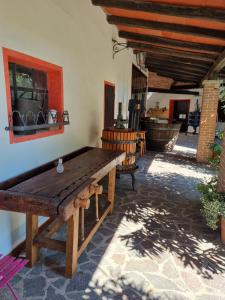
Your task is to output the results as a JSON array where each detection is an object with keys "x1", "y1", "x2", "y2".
[
  {"x1": 218, "y1": 135, "x2": 225, "y2": 192},
  {"x1": 197, "y1": 80, "x2": 221, "y2": 163}
]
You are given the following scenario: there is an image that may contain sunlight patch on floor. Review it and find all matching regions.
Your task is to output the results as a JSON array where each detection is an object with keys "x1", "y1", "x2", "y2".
[
  {"x1": 147, "y1": 157, "x2": 212, "y2": 182},
  {"x1": 174, "y1": 144, "x2": 197, "y2": 155}
]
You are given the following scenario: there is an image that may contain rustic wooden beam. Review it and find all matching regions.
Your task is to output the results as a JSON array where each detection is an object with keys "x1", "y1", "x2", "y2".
[
  {"x1": 26, "y1": 213, "x2": 39, "y2": 268},
  {"x1": 148, "y1": 66, "x2": 205, "y2": 78},
  {"x1": 172, "y1": 84, "x2": 200, "y2": 90},
  {"x1": 145, "y1": 59, "x2": 210, "y2": 71},
  {"x1": 65, "y1": 209, "x2": 79, "y2": 278},
  {"x1": 145, "y1": 55, "x2": 211, "y2": 69},
  {"x1": 148, "y1": 87, "x2": 200, "y2": 96},
  {"x1": 148, "y1": 67, "x2": 204, "y2": 80},
  {"x1": 35, "y1": 238, "x2": 66, "y2": 253},
  {"x1": 129, "y1": 42, "x2": 215, "y2": 62},
  {"x1": 119, "y1": 31, "x2": 223, "y2": 54},
  {"x1": 92, "y1": 0, "x2": 225, "y2": 23},
  {"x1": 154, "y1": 69, "x2": 201, "y2": 79},
  {"x1": 154, "y1": 71, "x2": 200, "y2": 83},
  {"x1": 204, "y1": 49, "x2": 225, "y2": 80},
  {"x1": 145, "y1": 54, "x2": 214, "y2": 70},
  {"x1": 146, "y1": 63, "x2": 206, "y2": 76},
  {"x1": 107, "y1": 15, "x2": 225, "y2": 41}
]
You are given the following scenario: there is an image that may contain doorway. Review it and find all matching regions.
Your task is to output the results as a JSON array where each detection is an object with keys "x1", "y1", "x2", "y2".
[
  {"x1": 104, "y1": 81, "x2": 115, "y2": 129},
  {"x1": 169, "y1": 100, "x2": 190, "y2": 132}
]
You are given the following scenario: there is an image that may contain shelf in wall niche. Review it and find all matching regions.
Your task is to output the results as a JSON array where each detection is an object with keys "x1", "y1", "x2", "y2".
[{"x1": 5, "y1": 121, "x2": 70, "y2": 132}]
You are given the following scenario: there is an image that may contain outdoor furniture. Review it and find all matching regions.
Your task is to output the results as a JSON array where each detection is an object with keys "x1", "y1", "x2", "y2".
[
  {"x1": 138, "y1": 131, "x2": 146, "y2": 157},
  {"x1": 0, "y1": 254, "x2": 28, "y2": 300},
  {"x1": 0, "y1": 148, "x2": 125, "y2": 278},
  {"x1": 102, "y1": 128, "x2": 138, "y2": 190}
]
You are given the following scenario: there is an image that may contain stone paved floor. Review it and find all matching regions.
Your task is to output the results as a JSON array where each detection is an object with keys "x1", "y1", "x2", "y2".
[{"x1": 1, "y1": 134, "x2": 225, "y2": 300}]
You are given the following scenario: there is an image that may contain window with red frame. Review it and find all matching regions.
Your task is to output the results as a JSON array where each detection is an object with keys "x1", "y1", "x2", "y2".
[{"x1": 3, "y1": 48, "x2": 65, "y2": 144}]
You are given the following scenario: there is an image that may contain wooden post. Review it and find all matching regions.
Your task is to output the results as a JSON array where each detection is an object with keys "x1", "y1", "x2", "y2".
[
  {"x1": 108, "y1": 167, "x2": 116, "y2": 213},
  {"x1": 26, "y1": 213, "x2": 39, "y2": 267},
  {"x1": 65, "y1": 207, "x2": 79, "y2": 278}
]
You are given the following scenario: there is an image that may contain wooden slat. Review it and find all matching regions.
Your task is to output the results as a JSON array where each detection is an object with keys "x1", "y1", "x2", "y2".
[
  {"x1": 92, "y1": 0, "x2": 225, "y2": 23},
  {"x1": 146, "y1": 62, "x2": 207, "y2": 75},
  {"x1": 148, "y1": 66, "x2": 205, "y2": 78},
  {"x1": 35, "y1": 238, "x2": 66, "y2": 253},
  {"x1": 128, "y1": 41, "x2": 216, "y2": 62},
  {"x1": 154, "y1": 71, "x2": 200, "y2": 83},
  {"x1": 119, "y1": 31, "x2": 223, "y2": 53},
  {"x1": 77, "y1": 204, "x2": 111, "y2": 257},
  {"x1": 145, "y1": 54, "x2": 212, "y2": 68},
  {"x1": 107, "y1": 15, "x2": 225, "y2": 40}
]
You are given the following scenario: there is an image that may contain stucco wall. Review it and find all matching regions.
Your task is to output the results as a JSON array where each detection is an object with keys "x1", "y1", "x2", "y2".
[
  {"x1": 146, "y1": 91, "x2": 203, "y2": 132},
  {"x1": 146, "y1": 91, "x2": 203, "y2": 113},
  {"x1": 0, "y1": 0, "x2": 136, "y2": 254}
]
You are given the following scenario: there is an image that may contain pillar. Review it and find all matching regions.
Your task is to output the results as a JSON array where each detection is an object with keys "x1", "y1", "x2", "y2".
[
  {"x1": 197, "y1": 80, "x2": 221, "y2": 163},
  {"x1": 218, "y1": 135, "x2": 225, "y2": 192}
]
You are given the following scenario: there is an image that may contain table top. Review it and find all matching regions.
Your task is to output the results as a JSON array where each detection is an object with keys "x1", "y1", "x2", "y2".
[{"x1": 0, "y1": 148, "x2": 125, "y2": 219}]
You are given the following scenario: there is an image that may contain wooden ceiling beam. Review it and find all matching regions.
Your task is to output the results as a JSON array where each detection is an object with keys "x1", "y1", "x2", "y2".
[
  {"x1": 148, "y1": 67, "x2": 203, "y2": 80},
  {"x1": 119, "y1": 31, "x2": 222, "y2": 54},
  {"x1": 129, "y1": 42, "x2": 216, "y2": 62},
  {"x1": 92, "y1": 0, "x2": 225, "y2": 23},
  {"x1": 204, "y1": 49, "x2": 225, "y2": 80},
  {"x1": 107, "y1": 15, "x2": 225, "y2": 40},
  {"x1": 148, "y1": 87, "x2": 200, "y2": 96},
  {"x1": 145, "y1": 55, "x2": 211, "y2": 68},
  {"x1": 171, "y1": 84, "x2": 200, "y2": 90},
  {"x1": 146, "y1": 62, "x2": 207, "y2": 75},
  {"x1": 146, "y1": 65, "x2": 205, "y2": 78},
  {"x1": 153, "y1": 71, "x2": 201, "y2": 83}
]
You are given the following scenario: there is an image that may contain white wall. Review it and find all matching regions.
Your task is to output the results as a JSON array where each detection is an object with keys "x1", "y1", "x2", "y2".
[
  {"x1": 0, "y1": 0, "x2": 136, "y2": 254},
  {"x1": 146, "y1": 91, "x2": 203, "y2": 132},
  {"x1": 146, "y1": 91, "x2": 203, "y2": 113}
]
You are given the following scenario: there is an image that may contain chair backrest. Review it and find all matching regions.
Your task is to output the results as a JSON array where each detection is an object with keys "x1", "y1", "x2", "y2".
[{"x1": 0, "y1": 255, "x2": 28, "y2": 289}]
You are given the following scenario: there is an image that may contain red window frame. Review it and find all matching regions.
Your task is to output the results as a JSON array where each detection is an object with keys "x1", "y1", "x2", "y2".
[{"x1": 3, "y1": 48, "x2": 64, "y2": 144}]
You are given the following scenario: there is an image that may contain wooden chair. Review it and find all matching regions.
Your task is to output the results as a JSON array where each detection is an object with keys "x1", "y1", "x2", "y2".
[
  {"x1": 0, "y1": 254, "x2": 28, "y2": 300},
  {"x1": 138, "y1": 131, "x2": 146, "y2": 157}
]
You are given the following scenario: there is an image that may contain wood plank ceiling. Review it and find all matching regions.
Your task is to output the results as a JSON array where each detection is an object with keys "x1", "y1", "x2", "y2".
[{"x1": 91, "y1": 0, "x2": 225, "y2": 85}]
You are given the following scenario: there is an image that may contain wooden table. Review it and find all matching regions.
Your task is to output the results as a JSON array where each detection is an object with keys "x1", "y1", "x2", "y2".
[{"x1": 0, "y1": 147, "x2": 125, "y2": 278}]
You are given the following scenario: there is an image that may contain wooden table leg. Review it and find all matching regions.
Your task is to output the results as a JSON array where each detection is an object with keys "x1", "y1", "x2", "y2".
[
  {"x1": 65, "y1": 207, "x2": 79, "y2": 278},
  {"x1": 26, "y1": 213, "x2": 38, "y2": 267},
  {"x1": 108, "y1": 167, "x2": 116, "y2": 214}
]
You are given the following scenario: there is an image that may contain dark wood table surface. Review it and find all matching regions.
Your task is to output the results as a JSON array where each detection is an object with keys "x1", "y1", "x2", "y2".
[{"x1": 0, "y1": 148, "x2": 125, "y2": 220}]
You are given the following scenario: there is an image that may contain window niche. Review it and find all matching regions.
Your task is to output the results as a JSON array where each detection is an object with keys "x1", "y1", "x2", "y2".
[{"x1": 3, "y1": 48, "x2": 67, "y2": 144}]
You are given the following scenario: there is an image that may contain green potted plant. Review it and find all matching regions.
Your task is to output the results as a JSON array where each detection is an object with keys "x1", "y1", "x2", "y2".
[{"x1": 198, "y1": 177, "x2": 225, "y2": 243}]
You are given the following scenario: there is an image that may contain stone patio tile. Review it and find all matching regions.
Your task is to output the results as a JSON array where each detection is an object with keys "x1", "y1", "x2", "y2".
[
  {"x1": 144, "y1": 274, "x2": 182, "y2": 292},
  {"x1": 125, "y1": 258, "x2": 159, "y2": 272},
  {"x1": 23, "y1": 276, "x2": 47, "y2": 298}
]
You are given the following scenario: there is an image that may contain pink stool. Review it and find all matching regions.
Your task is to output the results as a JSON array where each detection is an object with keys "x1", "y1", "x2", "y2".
[{"x1": 0, "y1": 254, "x2": 28, "y2": 300}]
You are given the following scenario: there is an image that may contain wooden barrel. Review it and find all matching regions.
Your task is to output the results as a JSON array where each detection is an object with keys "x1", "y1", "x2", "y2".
[
  {"x1": 102, "y1": 128, "x2": 138, "y2": 167},
  {"x1": 142, "y1": 121, "x2": 181, "y2": 151}
]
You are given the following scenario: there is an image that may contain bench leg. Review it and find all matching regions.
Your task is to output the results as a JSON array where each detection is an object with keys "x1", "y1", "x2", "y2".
[
  {"x1": 65, "y1": 208, "x2": 79, "y2": 278},
  {"x1": 26, "y1": 213, "x2": 38, "y2": 267},
  {"x1": 108, "y1": 167, "x2": 116, "y2": 213}
]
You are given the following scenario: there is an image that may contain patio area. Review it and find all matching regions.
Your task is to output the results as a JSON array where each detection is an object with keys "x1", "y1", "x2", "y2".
[{"x1": 1, "y1": 134, "x2": 225, "y2": 300}]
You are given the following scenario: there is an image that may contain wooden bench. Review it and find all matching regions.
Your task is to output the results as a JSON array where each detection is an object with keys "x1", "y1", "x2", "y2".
[{"x1": 0, "y1": 147, "x2": 125, "y2": 278}]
